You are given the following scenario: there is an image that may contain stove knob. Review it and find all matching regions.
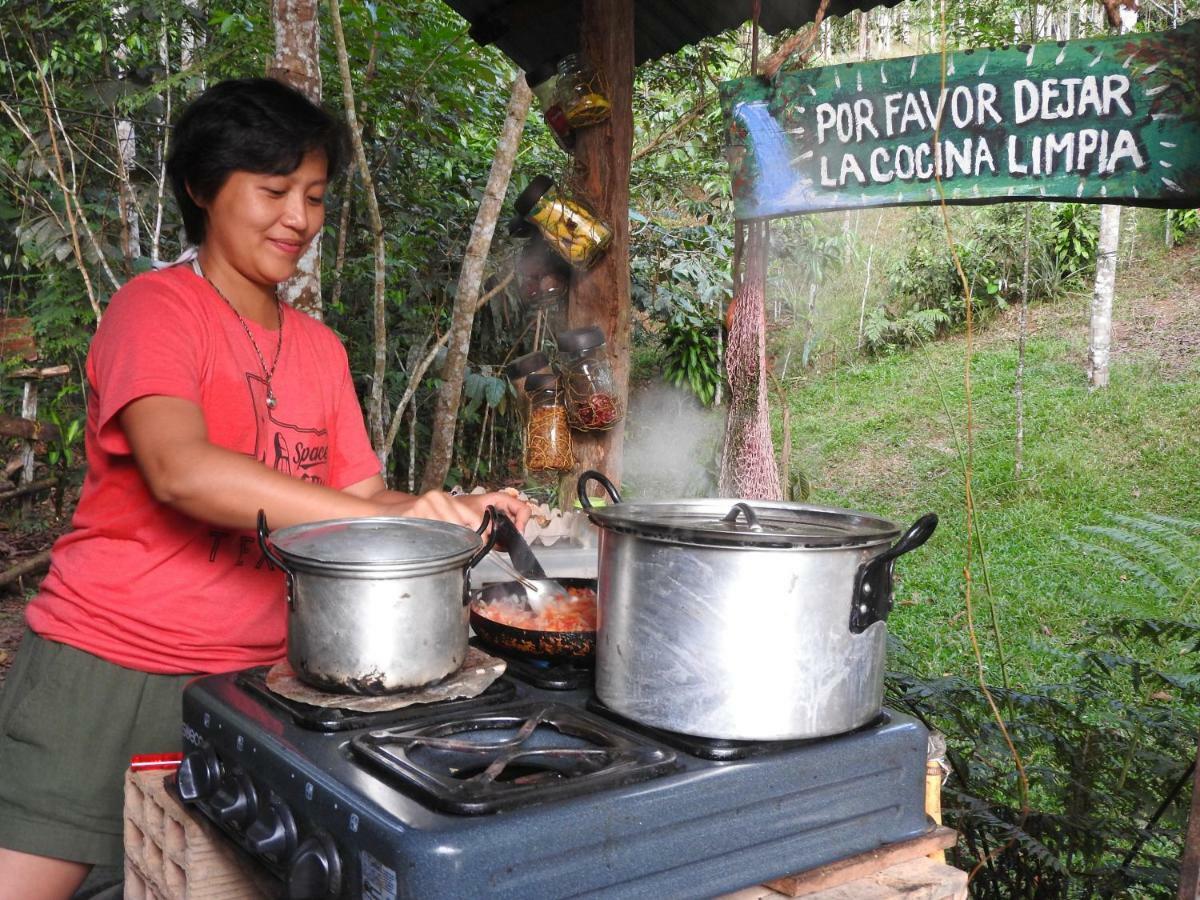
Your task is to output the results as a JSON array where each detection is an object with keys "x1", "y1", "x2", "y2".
[
  {"x1": 246, "y1": 799, "x2": 298, "y2": 860},
  {"x1": 287, "y1": 831, "x2": 342, "y2": 900},
  {"x1": 176, "y1": 747, "x2": 223, "y2": 802},
  {"x1": 210, "y1": 772, "x2": 258, "y2": 828}
]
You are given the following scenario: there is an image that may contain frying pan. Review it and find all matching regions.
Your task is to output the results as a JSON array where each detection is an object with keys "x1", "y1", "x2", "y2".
[{"x1": 469, "y1": 577, "x2": 597, "y2": 661}]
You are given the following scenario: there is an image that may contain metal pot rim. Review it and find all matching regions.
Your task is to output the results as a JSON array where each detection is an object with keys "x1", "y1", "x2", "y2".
[
  {"x1": 268, "y1": 516, "x2": 481, "y2": 575},
  {"x1": 582, "y1": 498, "x2": 901, "y2": 549}
]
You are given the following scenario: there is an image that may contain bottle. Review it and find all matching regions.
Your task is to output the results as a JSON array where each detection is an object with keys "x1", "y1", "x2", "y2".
[
  {"x1": 555, "y1": 54, "x2": 611, "y2": 128},
  {"x1": 525, "y1": 63, "x2": 575, "y2": 151},
  {"x1": 514, "y1": 176, "x2": 612, "y2": 270},
  {"x1": 523, "y1": 373, "x2": 574, "y2": 471},
  {"x1": 555, "y1": 326, "x2": 622, "y2": 431},
  {"x1": 515, "y1": 234, "x2": 571, "y2": 312},
  {"x1": 505, "y1": 350, "x2": 553, "y2": 403}
]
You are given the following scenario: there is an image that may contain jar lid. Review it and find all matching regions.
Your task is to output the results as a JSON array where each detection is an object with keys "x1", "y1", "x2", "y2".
[
  {"x1": 506, "y1": 351, "x2": 550, "y2": 380},
  {"x1": 508, "y1": 215, "x2": 535, "y2": 237},
  {"x1": 524, "y1": 62, "x2": 558, "y2": 89},
  {"x1": 556, "y1": 325, "x2": 606, "y2": 353},
  {"x1": 514, "y1": 175, "x2": 555, "y2": 217},
  {"x1": 267, "y1": 517, "x2": 481, "y2": 575},
  {"x1": 523, "y1": 372, "x2": 559, "y2": 392},
  {"x1": 581, "y1": 499, "x2": 901, "y2": 550}
]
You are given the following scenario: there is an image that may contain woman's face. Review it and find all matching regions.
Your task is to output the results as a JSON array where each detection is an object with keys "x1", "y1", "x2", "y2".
[{"x1": 197, "y1": 149, "x2": 329, "y2": 289}]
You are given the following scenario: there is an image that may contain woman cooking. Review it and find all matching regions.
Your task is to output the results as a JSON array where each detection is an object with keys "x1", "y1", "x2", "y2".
[{"x1": 0, "y1": 77, "x2": 529, "y2": 899}]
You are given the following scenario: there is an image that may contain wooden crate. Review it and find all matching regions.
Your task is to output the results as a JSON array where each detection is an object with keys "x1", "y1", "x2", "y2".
[{"x1": 122, "y1": 769, "x2": 277, "y2": 900}]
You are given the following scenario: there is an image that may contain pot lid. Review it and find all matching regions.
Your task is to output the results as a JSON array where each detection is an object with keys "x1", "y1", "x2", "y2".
[
  {"x1": 581, "y1": 499, "x2": 900, "y2": 549},
  {"x1": 267, "y1": 517, "x2": 482, "y2": 573}
]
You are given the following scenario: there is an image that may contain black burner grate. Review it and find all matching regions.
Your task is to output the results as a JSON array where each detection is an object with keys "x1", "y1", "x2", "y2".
[
  {"x1": 586, "y1": 697, "x2": 892, "y2": 761},
  {"x1": 467, "y1": 638, "x2": 593, "y2": 691},
  {"x1": 236, "y1": 667, "x2": 518, "y2": 732},
  {"x1": 349, "y1": 702, "x2": 677, "y2": 814}
]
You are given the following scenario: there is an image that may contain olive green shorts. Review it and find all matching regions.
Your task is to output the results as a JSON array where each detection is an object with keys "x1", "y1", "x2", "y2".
[{"x1": 0, "y1": 629, "x2": 196, "y2": 866}]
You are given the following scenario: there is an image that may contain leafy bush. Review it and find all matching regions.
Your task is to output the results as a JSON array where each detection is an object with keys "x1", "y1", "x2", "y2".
[
  {"x1": 889, "y1": 513, "x2": 1200, "y2": 896},
  {"x1": 1052, "y1": 203, "x2": 1101, "y2": 281},
  {"x1": 1169, "y1": 209, "x2": 1200, "y2": 245},
  {"x1": 657, "y1": 303, "x2": 722, "y2": 405},
  {"x1": 630, "y1": 219, "x2": 730, "y2": 404},
  {"x1": 868, "y1": 205, "x2": 1062, "y2": 354}
]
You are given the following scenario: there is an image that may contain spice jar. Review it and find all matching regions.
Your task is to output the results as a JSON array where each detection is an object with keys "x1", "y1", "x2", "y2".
[
  {"x1": 515, "y1": 176, "x2": 612, "y2": 270},
  {"x1": 556, "y1": 326, "x2": 622, "y2": 431},
  {"x1": 555, "y1": 54, "x2": 611, "y2": 128},
  {"x1": 516, "y1": 234, "x2": 571, "y2": 312},
  {"x1": 525, "y1": 63, "x2": 575, "y2": 152},
  {"x1": 505, "y1": 350, "x2": 553, "y2": 402},
  {"x1": 524, "y1": 373, "x2": 574, "y2": 471}
]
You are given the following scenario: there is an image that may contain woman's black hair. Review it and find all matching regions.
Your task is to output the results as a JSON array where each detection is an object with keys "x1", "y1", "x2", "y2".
[{"x1": 166, "y1": 78, "x2": 350, "y2": 245}]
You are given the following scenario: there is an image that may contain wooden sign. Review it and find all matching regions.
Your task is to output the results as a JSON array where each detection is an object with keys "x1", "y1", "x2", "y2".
[{"x1": 719, "y1": 22, "x2": 1200, "y2": 219}]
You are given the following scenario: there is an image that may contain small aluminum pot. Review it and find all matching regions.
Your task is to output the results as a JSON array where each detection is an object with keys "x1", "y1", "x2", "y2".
[
  {"x1": 257, "y1": 509, "x2": 495, "y2": 695},
  {"x1": 577, "y1": 472, "x2": 936, "y2": 741}
]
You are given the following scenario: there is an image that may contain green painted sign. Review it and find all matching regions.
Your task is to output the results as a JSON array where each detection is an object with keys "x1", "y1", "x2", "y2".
[{"x1": 719, "y1": 22, "x2": 1200, "y2": 219}]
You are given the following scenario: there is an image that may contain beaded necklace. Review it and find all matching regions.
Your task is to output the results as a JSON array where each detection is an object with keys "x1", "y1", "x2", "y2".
[{"x1": 193, "y1": 258, "x2": 284, "y2": 409}]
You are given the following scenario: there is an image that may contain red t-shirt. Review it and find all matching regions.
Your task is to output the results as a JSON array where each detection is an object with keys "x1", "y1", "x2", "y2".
[{"x1": 26, "y1": 265, "x2": 381, "y2": 674}]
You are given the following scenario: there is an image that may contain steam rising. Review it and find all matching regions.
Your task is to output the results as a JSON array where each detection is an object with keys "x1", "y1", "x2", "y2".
[{"x1": 621, "y1": 381, "x2": 726, "y2": 499}]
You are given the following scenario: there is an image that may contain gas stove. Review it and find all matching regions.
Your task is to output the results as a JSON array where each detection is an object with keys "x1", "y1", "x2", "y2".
[{"x1": 176, "y1": 650, "x2": 931, "y2": 899}]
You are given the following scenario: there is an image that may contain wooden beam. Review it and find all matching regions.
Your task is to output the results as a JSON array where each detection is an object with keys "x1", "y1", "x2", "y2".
[
  {"x1": 11, "y1": 365, "x2": 70, "y2": 380},
  {"x1": 0, "y1": 414, "x2": 60, "y2": 443},
  {"x1": 762, "y1": 827, "x2": 960, "y2": 897},
  {"x1": 1180, "y1": 734, "x2": 1200, "y2": 899},
  {"x1": 562, "y1": 0, "x2": 634, "y2": 506}
]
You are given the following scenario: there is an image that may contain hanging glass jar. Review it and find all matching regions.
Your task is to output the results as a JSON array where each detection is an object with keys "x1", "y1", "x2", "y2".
[
  {"x1": 505, "y1": 351, "x2": 553, "y2": 405},
  {"x1": 515, "y1": 176, "x2": 612, "y2": 270},
  {"x1": 516, "y1": 234, "x2": 571, "y2": 312},
  {"x1": 555, "y1": 53, "x2": 611, "y2": 128},
  {"x1": 525, "y1": 63, "x2": 575, "y2": 152},
  {"x1": 555, "y1": 326, "x2": 622, "y2": 431},
  {"x1": 524, "y1": 373, "x2": 574, "y2": 471}
]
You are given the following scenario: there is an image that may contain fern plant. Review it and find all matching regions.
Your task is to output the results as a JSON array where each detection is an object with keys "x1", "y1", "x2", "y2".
[{"x1": 888, "y1": 513, "x2": 1200, "y2": 897}]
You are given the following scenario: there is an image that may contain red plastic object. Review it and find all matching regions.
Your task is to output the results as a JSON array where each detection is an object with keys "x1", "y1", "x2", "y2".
[{"x1": 129, "y1": 752, "x2": 184, "y2": 771}]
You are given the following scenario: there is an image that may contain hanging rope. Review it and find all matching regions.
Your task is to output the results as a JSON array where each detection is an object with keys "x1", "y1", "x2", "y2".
[
  {"x1": 719, "y1": 218, "x2": 782, "y2": 499},
  {"x1": 719, "y1": 2, "x2": 783, "y2": 500}
]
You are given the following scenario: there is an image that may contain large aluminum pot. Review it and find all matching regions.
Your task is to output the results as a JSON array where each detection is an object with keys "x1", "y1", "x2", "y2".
[
  {"x1": 577, "y1": 472, "x2": 936, "y2": 741},
  {"x1": 257, "y1": 509, "x2": 495, "y2": 695}
]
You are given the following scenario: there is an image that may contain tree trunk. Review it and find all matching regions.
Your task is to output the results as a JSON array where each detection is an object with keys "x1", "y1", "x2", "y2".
[
  {"x1": 1015, "y1": 205, "x2": 1031, "y2": 478},
  {"x1": 559, "y1": 0, "x2": 635, "y2": 507},
  {"x1": 269, "y1": 0, "x2": 323, "y2": 318},
  {"x1": 420, "y1": 77, "x2": 531, "y2": 491},
  {"x1": 1088, "y1": 204, "x2": 1120, "y2": 390},
  {"x1": 1088, "y1": 8, "x2": 1136, "y2": 390},
  {"x1": 329, "y1": 0, "x2": 388, "y2": 451}
]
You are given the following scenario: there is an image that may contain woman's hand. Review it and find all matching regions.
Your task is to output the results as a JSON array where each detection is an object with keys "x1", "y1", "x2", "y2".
[{"x1": 371, "y1": 488, "x2": 533, "y2": 534}]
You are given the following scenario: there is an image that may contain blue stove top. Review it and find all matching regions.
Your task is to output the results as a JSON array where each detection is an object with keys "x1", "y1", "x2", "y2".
[{"x1": 177, "y1": 670, "x2": 931, "y2": 899}]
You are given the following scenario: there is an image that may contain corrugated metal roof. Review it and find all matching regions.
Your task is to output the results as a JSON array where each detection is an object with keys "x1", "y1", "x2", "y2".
[{"x1": 444, "y1": 0, "x2": 899, "y2": 74}]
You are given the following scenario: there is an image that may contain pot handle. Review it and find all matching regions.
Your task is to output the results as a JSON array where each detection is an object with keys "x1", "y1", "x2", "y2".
[
  {"x1": 849, "y1": 513, "x2": 938, "y2": 634},
  {"x1": 577, "y1": 470, "x2": 622, "y2": 509},
  {"x1": 465, "y1": 506, "x2": 500, "y2": 571},
  {"x1": 722, "y1": 502, "x2": 764, "y2": 532},
  {"x1": 256, "y1": 510, "x2": 295, "y2": 609}
]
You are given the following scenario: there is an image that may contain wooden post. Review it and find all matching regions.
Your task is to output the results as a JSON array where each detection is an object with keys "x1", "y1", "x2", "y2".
[
  {"x1": 1180, "y1": 734, "x2": 1200, "y2": 899},
  {"x1": 10, "y1": 365, "x2": 70, "y2": 517},
  {"x1": 561, "y1": 0, "x2": 634, "y2": 507}
]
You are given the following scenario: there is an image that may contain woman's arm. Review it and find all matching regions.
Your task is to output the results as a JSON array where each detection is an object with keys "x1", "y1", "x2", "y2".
[
  {"x1": 341, "y1": 476, "x2": 532, "y2": 532},
  {"x1": 122, "y1": 395, "x2": 531, "y2": 531}
]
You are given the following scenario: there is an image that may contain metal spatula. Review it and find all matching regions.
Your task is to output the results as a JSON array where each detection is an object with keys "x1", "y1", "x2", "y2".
[{"x1": 489, "y1": 510, "x2": 569, "y2": 614}]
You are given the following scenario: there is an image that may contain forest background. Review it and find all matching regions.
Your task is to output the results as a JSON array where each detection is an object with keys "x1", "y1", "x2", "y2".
[{"x1": 2, "y1": 0, "x2": 1200, "y2": 895}]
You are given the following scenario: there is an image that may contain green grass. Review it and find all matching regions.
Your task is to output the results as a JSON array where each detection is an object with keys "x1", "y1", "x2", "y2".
[{"x1": 775, "y1": 238, "x2": 1200, "y2": 688}]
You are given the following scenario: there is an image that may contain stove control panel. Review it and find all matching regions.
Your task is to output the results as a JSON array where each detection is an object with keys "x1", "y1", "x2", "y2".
[{"x1": 178, "y1": 732, "x2": 348, "y2": 898}]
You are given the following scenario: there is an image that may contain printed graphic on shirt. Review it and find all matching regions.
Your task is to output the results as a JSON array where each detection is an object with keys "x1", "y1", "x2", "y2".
[{"x1": 245, "y1": 372, "x2": 330, "y2": 485}]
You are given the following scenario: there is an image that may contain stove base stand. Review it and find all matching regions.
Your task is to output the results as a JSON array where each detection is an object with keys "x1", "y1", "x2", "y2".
[
  {"x1": 722, "y1": 827, "x2": 964, "y2": 899},
  {"x1": 123, "y1": 769, "x2": 277, "y2": 899}
]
